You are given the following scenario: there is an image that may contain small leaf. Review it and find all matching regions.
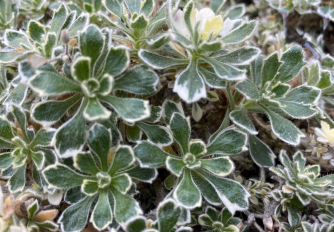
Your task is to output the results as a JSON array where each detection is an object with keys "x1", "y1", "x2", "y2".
[
  {"x1": 29, "y1": 128, "x2": 56, "y2": 148},
  {"x1": 68, "y1": 13, "x2": 90, "y2": 38},
  {"x1": 173, "y1": 169, "x2": 202, "y2": 209},
  {"x1": 103, "y1": 0, "x2": 123, "y2": 18},
  {"x1": 88, "y1": 123, "x2": 112, "y2": 171},
  {"x1": 216, "y1": 46, "x2": 260, "y2": 65},
  {"x1": 99, "y1": 95, "x2": 150, "y2": 123},
  {"x1": 162, "y1": 100, "x2": 184, "y2": 125},
  {"x1": 43, "y1": 32, "x2": 57, "y2": 58},
  {"x1": 52, "y1": 99, "x2": 87, "y2": 158},
  {"x1": 59, "y1": 196, "x2": 96, "y2": 232},
  {"x1": 166, "y1": 156, "x2": 185, "y2": 177},
  {"x1": 131, "y1": 14, "x2": 149, "y2": 30},
  {"x1": 201, "y1": 157, "x2": 234, "y2": 177},
  {"x1": 273, "y1": 46, "x2": 306, "y2": 84},
  {"x1": 74, "y1": 152, "x2": 100, "y2": 175},
  {"x1": 145, "y1": 106, "x2": 163, "y2": 123},
  {"x1": 101, "y1": 46, "x2": 129, "y2": 77},
  {"x1": 206, "y1": 128, "x2": 247, "y2": 156},
  {"x1": 0, "y1": 152, "x2": 15, "y2": 169},
  {"x1": 262, "y1": 106, "x2": 305, "y2": 145},
  {"x1": 306, "y1": 60, "x2": 321, "y2": 86},
  {"x1": 31, "y1": 93, "x2": 82, "y2": 126},
  {"x1": 249, "y1": 135, "x2": 275, "y2": 167},
  {"x1": 221, "y1": 21, "x2": 257, "y2": 44},
  {"x1": 72, "y1": 57, "x2": 90, "y2": 82},
  {"x1": 50, "y1": 4, "x2": 68, "y2": 37},
  {"x1": 0, "y1": 116, "x2": 15, "y2": 141},
  {"x1": 140, "y1": 0, "x2": 155, "y2": 17},
  {"x1": 134, "y1": 141, "x2": 169, "y2": 168},
  {"x1": 31, "y1": 151, "x2": 45, "y2": 170},
  {"x1": 137, "y1": 122, "x2": 173, "y2": 146},
  {"x1": 29, "y1": 71, "x2": 81, "y2": 97},
  {"x1": 8, "y1": 163, "x2": 27, "y2": 193},
  {"x1": 261, "y1": 52, "x2": 283, "y2": 86},
  {"x1": 27, "y1": 200, "x2": 39, "y2": 219},
  {"x1": 126, "y1": 165, "x2": 157, "y2": 183},
  {"x1": 197, "y1": 169, "x2": 250, "y2": 214},
  {"x1": 189, "y1": 140, "x2": 207, "y2": 156},
  {"x1": 111, "y1": 187, "x2": 142, "y2": 223},
  {"x1": 91, "y1": 189, "x2": 113, "y2": 230},
  {"x1": 157, "y1": 199, "x2": 181, "y2": 232},
  {"x1": 84, "y1": 97, "x2": 111, "y2": 121},
  {"x1": 27, "y1": 21, "x2": 46, "y2": 44},
  {"x1": 283, "y1": 86, "x2": 320, "y2": 105},
  {"x1": 174, "y1": 59, "x2": 206, "y2": 103},
  {"x1": 235, "y1": 79, "x2": 260, "y2": 100},
  {"x1": 230, "y1": 108, "x2": 257, "y2": 135},
  {"x1": 169, "y1": 112, "x2": 191, "y2": 154},
  {"x1": 280, "y1": 101, "x2": 317, "y2": 119},
  {"x1": 5, "y1": 29, "x2": 33, "y2": 50},
  {"x1": 114, "y1": 65, "x2": 159, "y2": 95},
  {"x1": 111, "y1": 173, "x2": 132, "y2": 194},
  {"x1": 139, "y1": 50, "x2": 188, "y2": 69},
  {"x1": 108, "y1": 145, "x2": 135, "y2": 176},
  {"x1": 79, "y1": 25, "x2": 104, "y2": 74},
  {"x1": 192, "y1": 102, "x2": 202, "y2": 122}
]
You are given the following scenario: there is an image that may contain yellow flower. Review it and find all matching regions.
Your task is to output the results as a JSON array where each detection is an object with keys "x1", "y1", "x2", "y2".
[{"x1": 314, "y1": 121, "x2": 334, "y2": 146}]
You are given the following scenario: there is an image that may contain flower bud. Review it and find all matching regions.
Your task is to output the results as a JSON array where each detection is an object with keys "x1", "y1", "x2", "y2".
[{"x1": 61, "y1": 29, "x2": 70, "y2": 44}]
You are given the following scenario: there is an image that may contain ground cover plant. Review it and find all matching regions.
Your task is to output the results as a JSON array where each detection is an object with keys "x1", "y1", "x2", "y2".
[{"x1": 2, "y1": 0, "x2": 334, "y2": 231}]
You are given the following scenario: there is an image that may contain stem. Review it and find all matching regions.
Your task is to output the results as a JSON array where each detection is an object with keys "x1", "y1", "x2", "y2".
[{"x1": 226, "y1": 82, "x2": 235, "y2": 110}]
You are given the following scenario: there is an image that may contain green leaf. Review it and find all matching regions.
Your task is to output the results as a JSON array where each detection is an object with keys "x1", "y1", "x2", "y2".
[
  {"x1": 249, "y1": 135, "x2": 275, "y2": 167},
  {"x1": 306, "y1": 60, "x2": 320, "y2": 86},
  {"x1": 162, "y1": 100, "x2": 184, "y2": 125},
  {"x1": 72, "y1": 56, "x2": 90, "y2": 82},
  {"x1": 126, "y1": 165, "x2": 157, "y2": 183},
  {"x1": 321, "y1": 55, "x2": 334, "y2": 69},
  {"x1": 4, "y1": 29, "x2": 33, "y2": 50},
  {"x1": 84, "y1": 97, "x2": 111, "y2": 121},
  {"x1": 81, "y1": 180, "x2": 99, "y2": 196},
  {"x1": 138, "y1": 50, "x2": 188, "y2": 69},
  {"x1": 261, "y1": 52, "x2": 283, "y2": 86},
  {"x1": 200, "y1": 56, "x2": 246, "y2": 81},
  {"x1": 31, "y1": 150, "x2": 45, "y2": 170},
  {"x1": 114, "y1": 65, "x2": 158, "y2": 95},
  {"x1": 287, "y1": 207, "x2": 300, "y2": 228},
  {"x1": 29, "y1": 71, "x2": 81, "y2": 97},
  {"x1": 198, "y1": 66, "x2": 226, "y2": 89},
  {"x1": 283, "y1": 86, "x2": 321, "y2": 104},
  {"x1": 251, "y1": 55, "x2": 265, "y2": 86},
  {"x1": 111, "y1": 187, "x2": 142, "y2": 223},
  {"x1": 127, "y1": 124, "x2": 142, "y2": 142},
  {"x1": 137, "y1": 122, "x2": 173, "y2": 146},
  {"x1": 91, "y1": 189, "x2": 113, "y2": 230},
  {"x1": 317, "y1": 70, "x2": 332, "y2": 90},
  {"x1": 199, "y1": 41, "x2": 223, "y2": 53},
  {"x1": 198, "y1": 214, "x2": 213, "y2": 227},
  {"x1": 201, "y1": 157, "x2": 234, "y2": 177},
  {"x1": 140, "y1": 0, "x2": 154, "y2": 17},
  {"x1": 43, "y1": 163, "x2": 89, "y2": 189},
  {"x1": 192, "y1": 171, "x2": 222, "y2": 205},
  {"x1": 0, "y1": 115, "x2": 14, "y2": 141},
  {"x1": 108, "y1": 145, "x2": 135, "y2": 176},
  {"x1": 131, "y1": 14, "x2": 149, "y2": 30},
  {"x1": 271, "y1": 83, "x2": 290, "y2": 98},
  {"x1": 27, "y1": 21, "x2": 46, "y2": 44},
  {"x1": 216, "y1": 47, "x2": 260, "y2": 65},
  {"x1": 31, "y1": 93, "x2": 82, "y2": 126},
  {"x1": 79, "y1": 25, "x2": 104, "y2": 75},
  {"x1": 221, "y1": 21, "x2": 257, "y2": 44},
  {"x1": 169, "y1": 112, "x2": 190, "y2": 154},
  {"x1": 59, "y1": 196, "x2": 96, "y2": 232},
  {"x1": 158, "y1": 199, "x2": 181, "y2": 232},
  {"x1": 0, "y1": 152, "x2": 15, "y2": 169},
  {"x1": 230, "y1": 108, "x2": 257, "y2": 135},
  {"x1": 280, "y1": 101, "x2": 318, "y2": 119},
  {"x1": 262, "y1": 106, "x2": 305, "y2": 145},
  {"x1": 166, "y1": 156, "x2": 185, "y2": 177},
  {"x1": 174, "y1": 58, "x2": 206, "y2": 103},
  {"x1": 100, "y1": 95, "x2": 150, "y2": 123},
  {"x1": 206, "y1": 128, "x2": 247, "y2": 156},
  {"x1": 8, "y1": 163, "x2": 27, "y2": 193},
  {"x1": 145, "y1": 106, "x2": 163, "y2": 123},
  {"x1": 174, "y1": 169, "x2": 201, "y2": 209},
  {"x1": 273, "y1": 46, "x2": 306, "y2": 84},
  {"x1": 125, "y1": 216, "x2": 147, "y2": 232},
  {"x1": 183, "y1": 1, "x2": 195, "y2": 37},
  {"x1": 29, "y1": 128, "x2": 56, "y2": 148},
  {"x1": 235, "y1": 79, "x2": 260, "y2": 100},
  {"x1": 68, "y1": 13, "x2": 90, "y2": 38},
  {"x1": 189, "y1": 140, "x2": 207, "y2": 156},
  {"x1": 43, "y1": 32, "x2": 57, "y2": 58},
  {"x1": 50, "y1": 4, "x2": 67, "y2": 37},
  {"x1": 12, "y1": 105, "x2": 29, "y2": 141},
  {"x1": 111, "y1": 173, "x2": 132, "y2": 194},
  {"x1": 211, "y1": 0, "x2": 226, "y2": 13},
  {"x1": 134, "y1": 141, "x2": 169, "y2": 168},
  {"x1": 0, "y1": 50, "x2": 22, "y2": 63},
  {"x1": 101, "y1": 46, "x2": 129, "y2": 77},
  {"x1": 74, "y1": 152, "x2": 100, "y2": 175},
  {"x1": 88, "y1": 123, "x2": 111, "y2": 171},
  {"x1": 103, "y1": 0, "x2": 123, "y2": 18},
  {"x1": 27, "y1": 200, "x2": 39, "y2": 219},
  {"x1": 197, "y1": 168, "x2": 250, "y2": 214},
  {"x1": 227, "y1": 4, "x2": 246, "y2": 19},
  {"x1": 53, "y1": 99, "x2": 87, "y2": 158}
]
